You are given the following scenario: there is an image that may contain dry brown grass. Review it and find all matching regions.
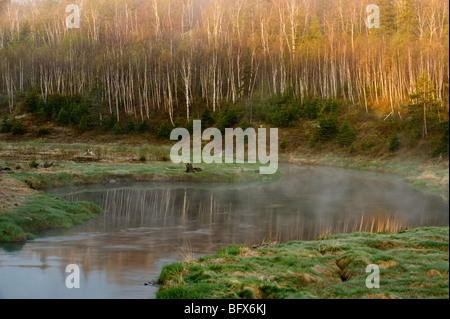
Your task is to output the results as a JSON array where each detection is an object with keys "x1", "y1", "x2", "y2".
[
  {"x1": 379, "y1": 260, "x2": 398, "y2": 269},
  {"x1": 239, "y1": 247, "x2": 261, "y2": 257},
  {"x1": 426, "y1": 270, "x2": 448, "y2": 279},
  {"x1": 0, "y1": 173, "x2": 36, "y2": 214}
]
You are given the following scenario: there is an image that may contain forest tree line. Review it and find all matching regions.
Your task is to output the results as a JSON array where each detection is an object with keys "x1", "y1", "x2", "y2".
[{"x1": 0, "y1": 0, "x2": 448, "y2": 126}]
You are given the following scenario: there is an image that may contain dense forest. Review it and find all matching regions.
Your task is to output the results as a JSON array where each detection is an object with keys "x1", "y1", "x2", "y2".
[{"x1": 0, "y1": 0, "x2": 448, "y2": 156}]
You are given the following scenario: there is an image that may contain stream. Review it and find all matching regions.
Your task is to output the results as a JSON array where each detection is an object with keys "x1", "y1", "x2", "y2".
[{"x1": 0, "y1": 164, "x2": 448, "y2": 298}]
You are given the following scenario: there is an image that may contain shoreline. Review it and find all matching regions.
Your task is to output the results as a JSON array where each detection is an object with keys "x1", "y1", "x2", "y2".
[
  {"x1": 1, "y1": 142, "x2": 448, "y2": 298},
  {"x1": 0, "y1": 141, "x2": 448, "y2": 242},
  {"x1": 2, "y1": 140, "x2": 448, "y2": 196},
  {"x1": 156, "y1": 226, "x2": 449, "y2": 299},
  {"x1": 0, "y1": 157, "x2": 280, "y2": 242}
]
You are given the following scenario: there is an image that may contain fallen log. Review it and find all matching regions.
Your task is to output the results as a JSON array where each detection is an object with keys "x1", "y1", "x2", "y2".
[
  {"x1": 44, "y1": 162, "x2": 54, "y2": 168},
  {"x1": 185, "y1": 163, "x2": 203, "y2": 173}
]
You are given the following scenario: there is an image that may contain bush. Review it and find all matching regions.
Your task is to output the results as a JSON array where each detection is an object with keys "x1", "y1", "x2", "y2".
[
  {"x1": 56, "y1": 107, "x2": 70, "y2": 126},
  {"x1": 113, "y1": 123, "x2": 124, "y2": 135},
  {"x1": 0, "y1": 116, "x2": 12, "y2": 133},
  {"x1": 337, "y1": 121, "x2": 356, "y2": 146},
  {"x1": 201, "y1": 107, "x2": 215, "y2": 128},
  {"x1": 125, "y1": 119, "x2": 136, "y2": 133},
  {"x1": 38, "y1": 100, "x2": 54, "y2": 121},
  {"x1": 240, "y1": 118, "x2": 253, "y2": 131},
  {"x1": 156, "y1": 120, "x2": 172, "y2": 139},
  {"x1": 35, "y1": 100, "x2": 47, "y2": 121},
  {"x1": 268, "y1": 107, "x2": 295, "y2": 127},
  {"x1": 185, "y1": 119, "x2": 194, "y2": 134},
  {"x1": 47, "y1": 94, "x2": 67, "y2": 120},
  {"x1": 24, "y1": 90, "x2": 39, "y2": 113},
  {"x1": 173, "y1": 117, "x2": 185, "y2": 128},
  {"x1": 77, "y1": 116, "x2": 89, "y2": 133},
  {"x1": 253, "y1": 94, "x2": 303, "y2": 125},
  {"x1": 304, "y1": 96, "x2": 321, "y2": 119},
  {"x1": 104, "y1": 115, "x2": 117, "y2": 131},
  {"x1": 29, "y1": 160, "x2": 39, "y2": 169},
  {"x1": 266, "y1": 98, "x2": 302, "y2": 128},
  {"x1": 389, "y1": 134, "x2": 401, "y2": 152},
  {"x1": 70, "y1": 101, "x2": 89, "y2": 125},
  {"x1": 37, "y1": 127, "x2": 50, "y2": 136},
  {"x1": 323, "y1": 98, "x2": 339, "y2": 114},
  {"x1": 138, "y1": 120, "x2": 149, "y2": 133},
  {"x1": 432, "y1": 121, "x2": 449, "y2": 157},
  {"x1": 215, "y1": 107, "x2": 239, "y2": 132},
  {"x1": 317, "y1": 114, "x2": 338, "y2": 141},
  {"x1": 280, "y1": 139, "x2": 288, "y2": 150},
  {"x1": 11, "y1": 121, "x2": 25, "y2": 135}
]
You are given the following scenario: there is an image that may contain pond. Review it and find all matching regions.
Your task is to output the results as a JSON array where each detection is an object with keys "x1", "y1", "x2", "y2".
[{"x1": 0, "y1": 164, "x2": 448, "y2": 298}]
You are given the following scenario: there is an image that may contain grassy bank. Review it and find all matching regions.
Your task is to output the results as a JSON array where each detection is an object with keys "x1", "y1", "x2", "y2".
[
  {"x1": 0, "y1": 140, "x2": 447, "y2": 243},
  {"x1": 2, "y1": 140, "x2": 448, "y2": 197},
  {"x1": 157, "y1": 227, "x2": 449, "y2": 299},
  {"x1": 0, "y1": 193, "x2": 102, "y2": 241},
  {"x1": 0, "y1": 143, "x2": 280, "y2": 241},
  {"x1": 0, "y1": 141, "x2": 280, "y2": 189},
  {"x1": 5, "y1": 161, "x2": 279, "y2": 191}
]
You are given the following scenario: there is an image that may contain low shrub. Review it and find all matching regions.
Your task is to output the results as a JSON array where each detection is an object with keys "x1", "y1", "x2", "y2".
[
  {"x1": 389, "y1": 134, "x2": 401, "y2": 152},
  {"x1": 11, "y1": 121, "x2": 25, "y2": 135}
]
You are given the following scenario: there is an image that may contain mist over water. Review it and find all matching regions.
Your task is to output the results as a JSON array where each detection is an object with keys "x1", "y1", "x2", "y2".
[{"x1": 0, "y1": 164, "x2": 448, "y2": 298}]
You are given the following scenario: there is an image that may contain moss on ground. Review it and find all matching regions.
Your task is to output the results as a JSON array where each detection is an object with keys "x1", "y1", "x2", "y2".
[
  {"x1": 157, "y1": 227, "x2": 449, "y2": 299},
  {"x1": 0, "y1": 193, "x2": 102, "y2": 241}
]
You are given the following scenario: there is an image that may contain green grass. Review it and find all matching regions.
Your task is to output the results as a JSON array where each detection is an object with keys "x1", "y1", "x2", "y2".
[
  {"x1": 0, "y1": 141, "x2": 280, "y2": 242},
  {"x1": 0, "y1": 161, "x2": 278, "y2": 242},
  {"x1": 6, "y1": 161, "x2": 280, "y2": 190},
  {"x1": 2, "y1": 141, "x2": 446, "y2": 196},
  {"x1": 156, "y1": 227, "x2": 449, "y2": 299},
  {"x1": 0, "y1": 193, "x2": 102, "y2": 242}
]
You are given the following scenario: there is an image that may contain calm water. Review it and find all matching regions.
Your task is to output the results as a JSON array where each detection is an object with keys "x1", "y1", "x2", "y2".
[{"x1": 0, "y1": 165, "x2": 448, "y2": 298}]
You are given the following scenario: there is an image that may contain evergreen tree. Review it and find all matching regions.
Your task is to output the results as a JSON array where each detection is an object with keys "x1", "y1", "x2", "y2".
[
  {"x1": 397, "y1": 0, "x2": 417, "y2": 36},
  {"x1": 337, "y1": 121, "x2": 356, "y2": 146},
  {"x1": 379, "y1": 0, "x2": 397, "y2": 33},
  {"x1": 78, "y1": 116, "x2": 89, "y2": 133},
  {"x1": 318, "y1": 114, "x2": 338, "y2": 141},
  {"x1": 11, "y1": 121, "x2": 25, "y2": 135},
  {"x1": 0, "y1": 116, "x2": 12, "y2": 133},
  {"x1": 408, "y1": 71, "x2": 440, "y2": 139},
  {"x1": 389, "y1": 134, "x2": 401, "y2": 152},
  {"x1": 56, "y1": 107, "x2": 70, "y2": 126},
  {"x1": 201, "y1": 107, "x2": 215, "y2": 128},
  {"x1": 24, "y1": 90, "x2": 39, "y2": 113}
]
